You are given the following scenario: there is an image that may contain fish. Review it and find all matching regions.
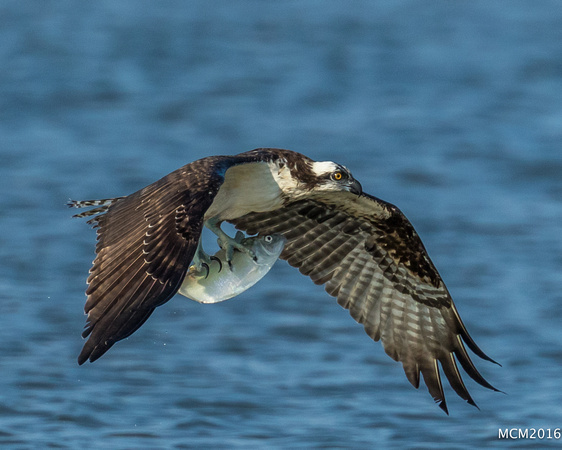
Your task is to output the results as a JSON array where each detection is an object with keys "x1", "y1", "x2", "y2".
[{"x1": 178, "y1": 232, "x2": 286, "y2": 304}]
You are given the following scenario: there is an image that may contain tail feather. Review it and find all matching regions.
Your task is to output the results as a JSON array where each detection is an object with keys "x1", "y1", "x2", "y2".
[
  {"x1": 68, "y1": 197, "x2": 125, "y2": 219},
  {"x1": 68, "y1": 197, "x2": 125, "y2": 209}
]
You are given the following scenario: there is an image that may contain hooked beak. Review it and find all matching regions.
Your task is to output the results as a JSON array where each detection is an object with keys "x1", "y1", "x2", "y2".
[{"x1": 349, "y1": 179, "x2": 362, "y2": 196}]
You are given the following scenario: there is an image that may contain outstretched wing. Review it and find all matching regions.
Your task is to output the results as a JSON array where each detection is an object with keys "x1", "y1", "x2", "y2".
[
  {"x1": 230, "y1": 192, "x2": 499, "y2": 413},
  {"x1": 74, "y1": 157, "x2": 239, "y2": 364}
]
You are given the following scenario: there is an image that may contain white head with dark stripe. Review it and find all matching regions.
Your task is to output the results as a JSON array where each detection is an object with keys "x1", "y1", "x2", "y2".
[
  {"x1": 272, "y1": 153, "x2": 363, "y2": 200},
  {"x1": 310, "y1": 161, "x2": 362, "y2": 194},
  {"x1": 292, "y1": 160, "x2": 363, "y2": 197}
]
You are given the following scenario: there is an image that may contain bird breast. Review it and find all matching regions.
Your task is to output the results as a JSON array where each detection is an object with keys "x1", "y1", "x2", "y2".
[{"x1": 204, "y1": 162, "x2": 285, "y2": 221}]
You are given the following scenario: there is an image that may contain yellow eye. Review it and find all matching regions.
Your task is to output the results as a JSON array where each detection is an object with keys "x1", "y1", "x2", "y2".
[{"x1": 333, "y1": 171, "x2": 343, "y2": 181}]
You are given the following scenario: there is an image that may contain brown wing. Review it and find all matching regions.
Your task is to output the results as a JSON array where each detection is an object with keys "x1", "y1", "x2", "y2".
[
  {"x1": 77, "y1": 158, "x2": 231, "y2": 364},
  {"x1": 230, "y1": 192, "x2": 499, "y2": 413}
]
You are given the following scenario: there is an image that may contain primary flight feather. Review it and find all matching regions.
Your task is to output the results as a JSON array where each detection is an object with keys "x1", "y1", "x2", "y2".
[{"x1": 70, "y1": 148, "x2": 499, "y2": 413}]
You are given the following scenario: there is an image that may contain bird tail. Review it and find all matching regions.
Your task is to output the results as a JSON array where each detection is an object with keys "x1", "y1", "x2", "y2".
[{"x1": 67, "y1": 197, "x2": 125, "y2": 223}]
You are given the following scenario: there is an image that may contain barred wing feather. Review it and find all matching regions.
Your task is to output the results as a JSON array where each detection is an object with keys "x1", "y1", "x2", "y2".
[{"x1": 231, "y1": 192, "x2": 499, "y2": 414}]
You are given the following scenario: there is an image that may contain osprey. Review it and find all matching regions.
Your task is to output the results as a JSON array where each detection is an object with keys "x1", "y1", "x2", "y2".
[{"x1": 70, "y1": 148, "x2": 499, "y2": 413}]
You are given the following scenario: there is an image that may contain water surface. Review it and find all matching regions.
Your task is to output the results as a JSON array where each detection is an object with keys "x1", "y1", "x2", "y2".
[{"x1": 1, "y1": 1, "x2": 562, "y2": 448}]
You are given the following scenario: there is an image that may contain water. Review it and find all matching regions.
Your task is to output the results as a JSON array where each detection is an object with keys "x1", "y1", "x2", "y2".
[{"x1": 2, "y1": 0, "x2": 562, "y2": 448}]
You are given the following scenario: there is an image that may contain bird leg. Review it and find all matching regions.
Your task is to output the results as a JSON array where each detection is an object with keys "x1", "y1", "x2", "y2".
[{"x1": 205, "y1": 217, "x2": 256, "y2": 269}]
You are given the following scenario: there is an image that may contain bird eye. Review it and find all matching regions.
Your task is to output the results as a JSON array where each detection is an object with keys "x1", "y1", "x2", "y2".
[
  {"x1": 264, "y1": 235, "x2": 273, "y2": 243},
  {"x1": 332, "y1": 171, "x2": 344, "y2": 181}
]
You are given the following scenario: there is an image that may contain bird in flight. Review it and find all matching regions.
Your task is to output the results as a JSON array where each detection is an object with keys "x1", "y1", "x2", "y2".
[{"x1": 70, "y1": 148, "x2": 499, "y2": 413}]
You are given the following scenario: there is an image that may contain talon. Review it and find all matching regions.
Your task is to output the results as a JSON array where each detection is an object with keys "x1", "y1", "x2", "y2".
[
  {"x1": 205, "y1": 218, "x2": 256, "y2": 272},
  {"x1": 193, "y1": 238, "x2": 214, "y2": 277},
  {"x1": 210, "y1": 256, "x2": 222, "y2": 273}
]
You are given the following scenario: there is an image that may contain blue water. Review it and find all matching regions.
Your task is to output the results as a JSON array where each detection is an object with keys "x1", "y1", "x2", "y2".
[{"x1": 2, "y1": 1, "x2": 562, "y2": 448}]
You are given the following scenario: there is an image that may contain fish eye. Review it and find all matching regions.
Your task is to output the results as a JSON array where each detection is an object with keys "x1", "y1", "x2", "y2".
[{"x1": 264, "y1": 235, "x2": 273, "y2": 243}]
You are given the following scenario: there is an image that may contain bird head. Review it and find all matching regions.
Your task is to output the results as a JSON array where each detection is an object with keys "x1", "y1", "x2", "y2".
[{"x1": 309, "y1": 161, "x2": 363, "y2": 196}]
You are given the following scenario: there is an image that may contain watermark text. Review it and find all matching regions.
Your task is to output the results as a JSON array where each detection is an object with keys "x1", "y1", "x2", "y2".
[{"x1": 498, "y1": 428, "x2": 561, "y2": 440}]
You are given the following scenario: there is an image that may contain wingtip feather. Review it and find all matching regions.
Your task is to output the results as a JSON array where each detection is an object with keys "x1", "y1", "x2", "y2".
[{"x1": 420, "y1": 359, "x2": 449, "y2": 415}]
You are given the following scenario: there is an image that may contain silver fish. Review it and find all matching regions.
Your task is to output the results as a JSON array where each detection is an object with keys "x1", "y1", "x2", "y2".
[{"x1": 178, "y1": 232, "x2": 286, "y2": 304}]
